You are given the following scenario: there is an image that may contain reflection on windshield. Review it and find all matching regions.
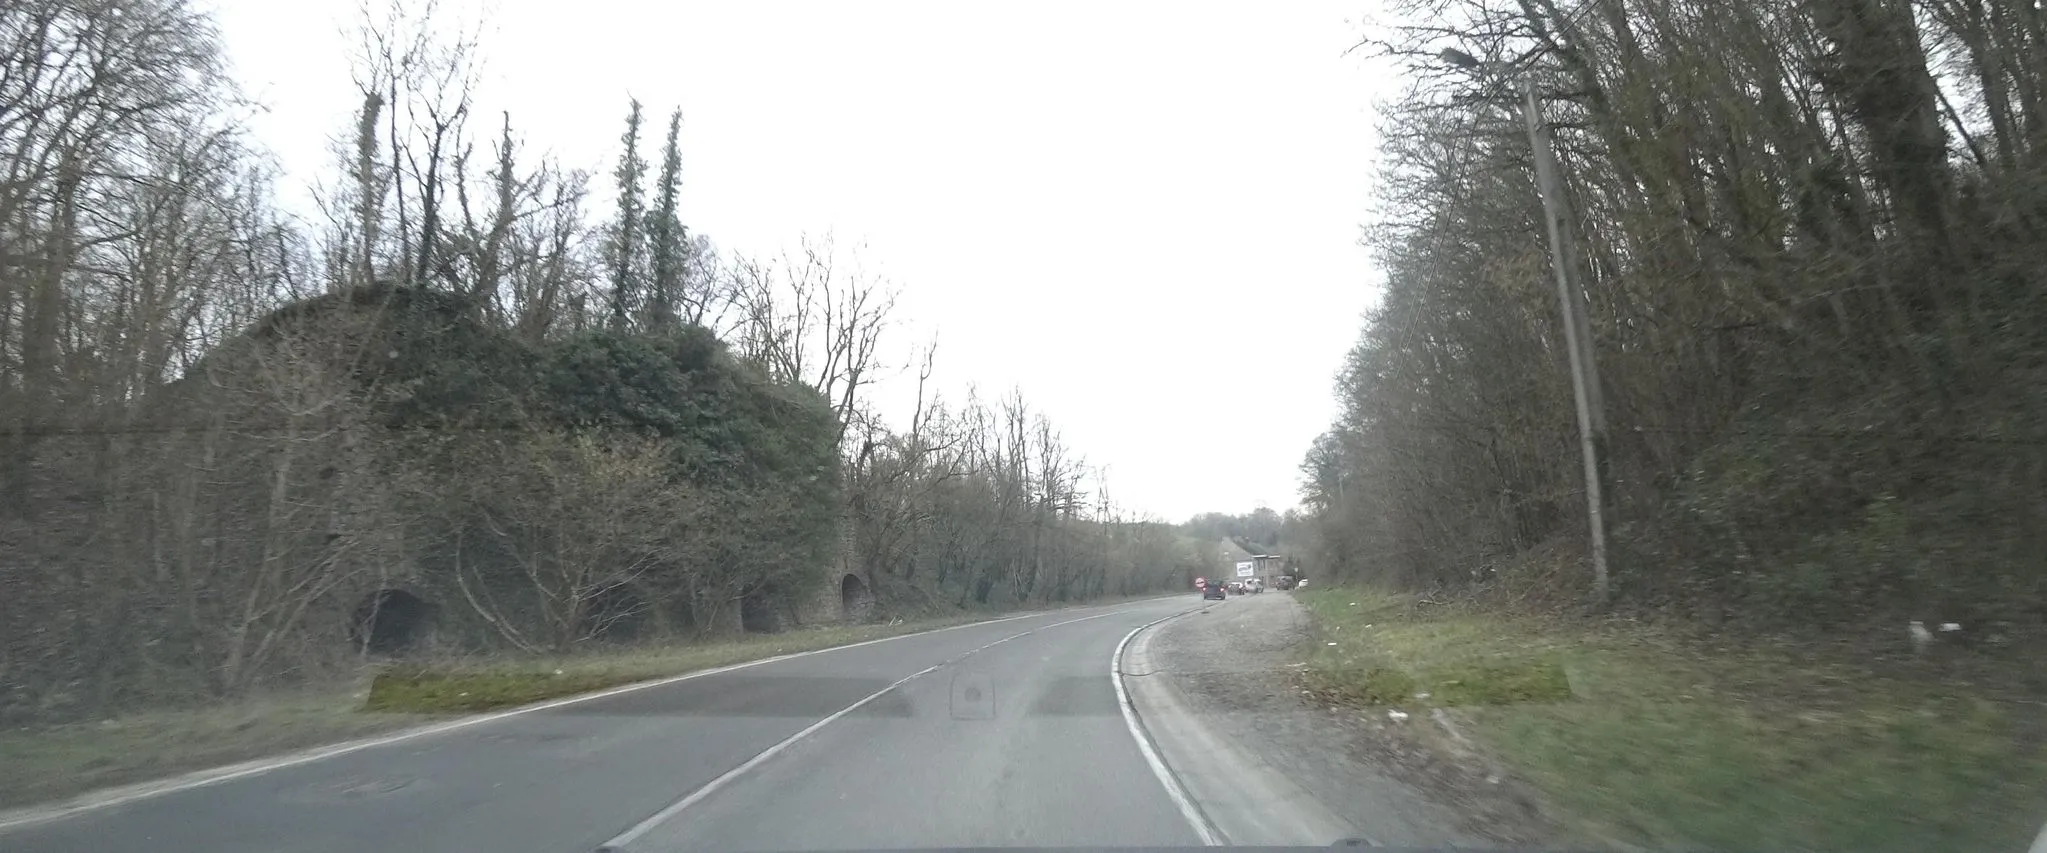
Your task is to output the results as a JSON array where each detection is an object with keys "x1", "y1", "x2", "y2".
[{"x1": 1, "y1": 0, "x2": 2043, "y2": 851}]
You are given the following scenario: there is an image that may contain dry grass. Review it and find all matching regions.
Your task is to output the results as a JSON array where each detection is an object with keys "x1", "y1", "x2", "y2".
[
  {"x1": 362, "y1": 618, "x2": 988, "y2": 713},
  {"x1": 1296, "y1": 587, "x2": 2047, "y2": 853},
  {"x1": 0, "y1": 689, "x2": 427, "y2": 810}
]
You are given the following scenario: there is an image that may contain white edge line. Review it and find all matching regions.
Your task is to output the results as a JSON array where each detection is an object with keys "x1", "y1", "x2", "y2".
[
  {"x1": 596, "y1": 605, "x2": 1142, "y2": 852},
  {"x1": 0, "y1": 600, "x2": 1161, "y2": 833},
  {"x1": 1112, "y1": 607, "x2": 1225, "y2": 846}
]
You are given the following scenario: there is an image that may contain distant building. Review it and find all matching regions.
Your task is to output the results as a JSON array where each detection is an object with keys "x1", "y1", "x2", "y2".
[{"x1": 1218, "y1": 539, "x2": 1291, "y2": 582}]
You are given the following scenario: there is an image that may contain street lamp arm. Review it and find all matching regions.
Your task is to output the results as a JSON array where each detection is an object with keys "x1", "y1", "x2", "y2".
[
  {"x1": 1439, "y1": 47, "x2": 1482, "y2": 69},
  {"x1": 1436, "y1": 44, "x2": 1549, "y2": 80}
]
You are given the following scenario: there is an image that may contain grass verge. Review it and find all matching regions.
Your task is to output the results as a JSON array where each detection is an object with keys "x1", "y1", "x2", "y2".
[
  {"x1": 1, "y1": 600, "x2": 1132, "y2": 811},
  {"x1": 362, "y1": 617, "x2": 990, "y2": 713},
  {"x1": 0, "y1": 690, "x2": 432, "y2": 812},
  {"x1": 1295, "y1": 587, "x2": 2047, "y2": 853}
]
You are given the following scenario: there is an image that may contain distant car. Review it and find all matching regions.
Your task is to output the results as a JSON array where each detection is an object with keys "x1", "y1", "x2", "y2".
[
  {"x1": 1202, "y1": 582, "x2": 1226, "y2": 601},
  {"x1": 1274, "y1": 576, "x2": 1297, "y2": 591}
]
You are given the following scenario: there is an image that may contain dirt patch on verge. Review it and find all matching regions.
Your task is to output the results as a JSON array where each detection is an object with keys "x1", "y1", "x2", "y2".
[
  {"x1": 1146, "y1": 593, "x2": 1546, "y2": 848},
  {"x1": 1294, "y1": 670, "x2": 1561, "y2": 848}
]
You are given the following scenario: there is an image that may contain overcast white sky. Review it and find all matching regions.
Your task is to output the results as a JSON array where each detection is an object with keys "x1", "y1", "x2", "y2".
[{"x1": 200, "y1": 0, "x2": 1390, "y2": 522}]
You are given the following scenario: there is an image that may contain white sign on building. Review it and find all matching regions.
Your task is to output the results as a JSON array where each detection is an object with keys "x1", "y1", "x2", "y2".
[{"x1": 1235, "y1": 561, "x2": 1255, "y2": 578}]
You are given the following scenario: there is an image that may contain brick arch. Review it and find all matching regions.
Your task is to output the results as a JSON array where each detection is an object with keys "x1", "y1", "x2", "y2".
[
  {"x1": 350, "y1": 587, "x2": 439, "y2": 656},
  {"x1": 796, "y1": 561, "x2": 875, "y2": 626},
  {"x1": 840, "y1": 572, "x2": 875, "y2": 621}
]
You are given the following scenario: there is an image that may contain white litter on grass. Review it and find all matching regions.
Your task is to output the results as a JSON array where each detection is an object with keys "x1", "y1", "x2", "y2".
[
  {"x1": 1431, "y1": 708, "x2": 1476, "y2": 751},
  {"x1": 1414, "y1": 692, "x2": 1431, "y2": 700},
  {"x1": 1387, "y1": 710, "x2": 1409, "y2": 722},
  {"x1": 1327, "y1": 642, "x2": 1338, "y2": 646}
]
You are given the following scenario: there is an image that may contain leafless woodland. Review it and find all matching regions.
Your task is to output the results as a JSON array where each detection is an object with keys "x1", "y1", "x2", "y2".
[
  {"x1": 0, "y1": 0, "x2": 1198, "y2": 725},
  {"x1": 1301, "y1": 0, "x2": 2046, "y2": 633}
]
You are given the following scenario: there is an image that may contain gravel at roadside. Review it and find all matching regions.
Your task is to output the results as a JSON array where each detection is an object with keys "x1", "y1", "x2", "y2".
[{"x1": 1146, "y1": 592, "x2": 1510, "y2": 848}]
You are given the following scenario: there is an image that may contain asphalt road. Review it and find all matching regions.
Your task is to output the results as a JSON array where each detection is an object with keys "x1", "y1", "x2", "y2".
[{"x1": 0, "y1": 597, "x2": 1212, "y2": 853}]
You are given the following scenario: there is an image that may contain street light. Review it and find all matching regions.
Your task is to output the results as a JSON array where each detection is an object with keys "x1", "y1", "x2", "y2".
[{"x1": 1439, "y1": 46, "x2": 1611, "y2": 601}]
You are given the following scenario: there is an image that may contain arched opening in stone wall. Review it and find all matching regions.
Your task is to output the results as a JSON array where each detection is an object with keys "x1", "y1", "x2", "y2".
[
  {"x1": 351, "y1": 589, "x2": 437, "y2": 656},
  {"x1": 841, "y1": 573, "x2": 874, "y2": 622}
]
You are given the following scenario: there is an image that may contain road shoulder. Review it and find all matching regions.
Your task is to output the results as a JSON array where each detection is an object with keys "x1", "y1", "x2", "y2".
[{"x1": 1123, "y1": 593, "x2": 1492, "y2": 848}]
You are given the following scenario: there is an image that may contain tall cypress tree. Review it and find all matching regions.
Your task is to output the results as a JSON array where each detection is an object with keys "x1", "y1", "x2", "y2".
[
  {"x1": 644, "y1": 109, "x2": 686, "y2": 330},
  {"x1": 607, "y1": 99, "x2": 647, "y2": 327}
]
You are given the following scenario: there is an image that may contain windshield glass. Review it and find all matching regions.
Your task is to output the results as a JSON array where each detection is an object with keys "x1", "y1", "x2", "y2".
[{"x1": 1, "y1": 1, "x2": 2042, "y2": 852}]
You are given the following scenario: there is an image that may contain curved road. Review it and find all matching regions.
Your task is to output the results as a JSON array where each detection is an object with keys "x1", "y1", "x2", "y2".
[{"x1": 1, "y1": 597, "x2": 1213, "y2": 853}]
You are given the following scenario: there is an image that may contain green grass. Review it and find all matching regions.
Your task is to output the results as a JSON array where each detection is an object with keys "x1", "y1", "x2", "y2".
[
  {"x1": 1296, "y1": 588, "x2": 2047, "y2": 853},
  {"x1": 363, "y1": 618, "x2": 985, "y2": 713},
  {"x1": 0, "y1": 690, "x2": 431, "y2": 810}
]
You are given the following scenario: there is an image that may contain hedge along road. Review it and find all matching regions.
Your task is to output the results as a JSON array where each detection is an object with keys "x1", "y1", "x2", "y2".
[{"x1": 0, "y1": 596, "x2": 1214, "y2": 853}]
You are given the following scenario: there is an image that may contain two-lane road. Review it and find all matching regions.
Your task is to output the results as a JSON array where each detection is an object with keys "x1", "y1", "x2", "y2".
[{"x1": 1, "y1": 597, "x2": 1212, "y2": 853}]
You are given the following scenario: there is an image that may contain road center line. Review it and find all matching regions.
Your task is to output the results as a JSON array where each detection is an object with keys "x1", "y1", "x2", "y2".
[
  {"x1": 593, "y1": 605, "x2": 1144, "y2": 852},
  {"x1": 0, "y1": 599, "x2": 1169, "y2": 835}
]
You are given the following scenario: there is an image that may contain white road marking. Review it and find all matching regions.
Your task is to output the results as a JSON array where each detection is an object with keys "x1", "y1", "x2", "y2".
[
  {"x1": 1112, "y1": 608, "x2": 1225, "y2": 846},
  {"x1": 594, "y1": 606, "x2": 1144, "y2": 851},
  {"x1": 594, "y1": 660, "x2": 948, "y2": 853},
  {"x1": 0, "y1": 600, "x2": 1163, "y2": 833}
]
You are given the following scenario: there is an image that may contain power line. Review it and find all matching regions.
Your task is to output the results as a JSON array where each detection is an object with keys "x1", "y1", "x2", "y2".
[
  {"x1": 1620, "y1": 424, "x2": 2047, "y2": 448},
  {"x1": 1344, "y1": 419, "x2": 2047, "y2": 448}
]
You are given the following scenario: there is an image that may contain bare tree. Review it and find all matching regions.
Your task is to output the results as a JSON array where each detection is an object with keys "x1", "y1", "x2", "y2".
[
  {"x1": 1, "y1": 0, "x2": 239, "y2": 515},
  {"x1": 1305, "y1": 0, "x2": 2047, "y2": 626},
  {"x1": 445, "y1": 433, "x2": 688, "y2": 653},
  {"x1": 342, "y1": 0, "x2": 483, "y2": 290},
  {"x1": 726, "y1": 233, "x2": 897, "y2": 439},
  {"x1": 0, "y1": 0, "x2": 1188, "y2": 729}
]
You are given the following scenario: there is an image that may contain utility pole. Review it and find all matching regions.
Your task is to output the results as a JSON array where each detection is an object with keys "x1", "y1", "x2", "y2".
[
  {"x1": 1518, "y1": 74, "x2": 1609, "y2": 602},
  {"x1": 1439, "y1": 48, "x2": 1610, "y2": 601}
]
